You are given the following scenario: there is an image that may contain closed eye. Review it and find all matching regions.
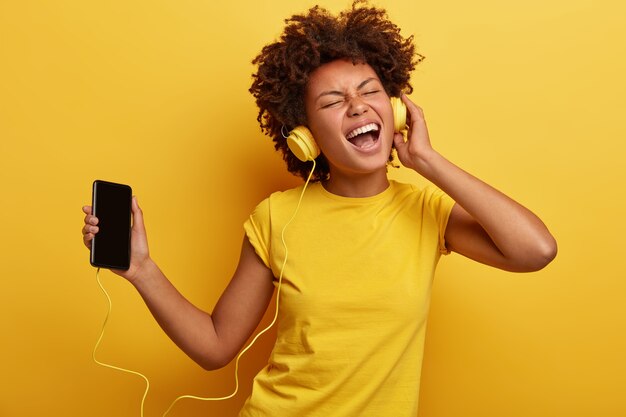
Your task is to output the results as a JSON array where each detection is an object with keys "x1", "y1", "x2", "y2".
[{"x1": 320, "y1": 100, "x2": 343, "y2": 109}]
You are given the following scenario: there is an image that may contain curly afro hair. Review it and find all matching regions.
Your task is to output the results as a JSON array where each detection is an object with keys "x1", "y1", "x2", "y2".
[{"x1": 249, "y1": 0, "x2": 424, "y2": 181}]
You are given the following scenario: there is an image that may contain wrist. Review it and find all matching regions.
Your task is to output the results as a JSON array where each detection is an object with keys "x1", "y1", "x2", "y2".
[
  {"x1": 410, "y1": 148, "x2": 442, "y2": 179},
  {"x1": 126, "y1": 257, "x2": 158, "y2": 288}
]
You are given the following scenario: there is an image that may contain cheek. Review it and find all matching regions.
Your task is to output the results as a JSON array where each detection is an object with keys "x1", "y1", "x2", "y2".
[{"x1": 310, "y1": 113, "x2": 342, "y2": 141}]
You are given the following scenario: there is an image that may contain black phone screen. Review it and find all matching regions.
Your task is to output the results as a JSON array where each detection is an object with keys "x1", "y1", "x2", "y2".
[{"x1": 90, "y1": 180, "x2": 132, "y2": 270}]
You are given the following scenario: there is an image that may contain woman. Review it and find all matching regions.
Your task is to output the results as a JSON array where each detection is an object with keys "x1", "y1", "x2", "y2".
[{"x1": 82, "y1": 2, "x2": 557, "y2": 416}]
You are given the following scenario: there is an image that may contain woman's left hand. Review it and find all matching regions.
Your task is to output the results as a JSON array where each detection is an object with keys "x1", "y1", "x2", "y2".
[{"x1": 392, "y1": 94, "x2": 438, "y2": 176}]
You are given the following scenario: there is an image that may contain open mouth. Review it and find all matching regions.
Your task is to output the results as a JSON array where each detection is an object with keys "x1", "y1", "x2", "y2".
[{"x1": 345, "y1": 123, "x2": 380, "y2": 150}]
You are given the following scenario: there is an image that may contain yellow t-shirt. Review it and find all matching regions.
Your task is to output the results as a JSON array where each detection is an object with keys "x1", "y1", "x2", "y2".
[{"x1": 240, "y1": 180, "x2": 455, "y2": 417}]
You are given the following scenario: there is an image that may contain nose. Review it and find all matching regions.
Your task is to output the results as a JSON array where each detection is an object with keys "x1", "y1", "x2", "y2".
[{"x1": 347, "y1": 96, "x2": 368, "y2": 117}]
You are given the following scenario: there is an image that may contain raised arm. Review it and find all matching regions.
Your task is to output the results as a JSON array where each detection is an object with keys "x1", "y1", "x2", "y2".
[
  {"x1": 82, "y1": 199, "x2": 275, "y2": 369},
  {"x1": 393, "y1": 95, "x2": 557, "y2": 272}
]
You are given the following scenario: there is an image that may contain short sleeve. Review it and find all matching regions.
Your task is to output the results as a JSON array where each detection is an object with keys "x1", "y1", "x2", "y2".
[
  {"x1": 423, "y1": 186, "x2": 456, "y2": 255},
  {"x1": 243, "y1": 198, "x2": 271, "y2": 268}
]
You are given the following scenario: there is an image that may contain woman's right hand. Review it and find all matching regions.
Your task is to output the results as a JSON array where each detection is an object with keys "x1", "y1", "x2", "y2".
[{"x1": 82, "y1": 196, "x2": 152, "y2": 283}]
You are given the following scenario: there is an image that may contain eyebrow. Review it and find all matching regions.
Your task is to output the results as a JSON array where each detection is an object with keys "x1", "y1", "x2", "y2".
[{"x1": 315, "y1": 77, "x2": 378, "y2": 102}]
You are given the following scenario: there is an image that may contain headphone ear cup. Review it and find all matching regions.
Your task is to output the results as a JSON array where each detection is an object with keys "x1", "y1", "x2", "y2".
[
  {"x1": 390, "y1": 97, "x2": 407, "y2": 133},
  {"x1": 287, "y1": 126, "x2": 320, "y2": 162}
]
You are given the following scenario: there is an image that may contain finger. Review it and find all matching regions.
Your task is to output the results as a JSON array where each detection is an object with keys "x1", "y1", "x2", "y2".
[
  {"x1": 393, "y1": 131, "x2": 406, "y2": 149},
  {"x1": 83, "y1": 232, "x2": 93, "y2": 249},
  {"x1": 84, "y1": 214, "x2": 99, "y2": 226},
  {"x1": 83, "y1": 205, "x2": 99, "y2": 226},
  {"x1": 127, "y1": 197, "x2": 150, "y2": 260},
  {"x1": 401, "y1": 94, "x2": 430, "y2": 141},
  {"x1": 400, "y1": 93, "x2": 422, "y2": 114},
  {"x1": 131, "y1": 196, "x2": 146, "y2": 234},
  {"x1": 82, "y1": 223, "x2": 99, "y2": 236},
  {"x1": 401, "y1": 94, "x2": 425, "y2": 126}
]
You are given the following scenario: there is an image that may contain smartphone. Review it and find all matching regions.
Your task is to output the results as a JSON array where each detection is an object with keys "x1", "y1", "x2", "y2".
[{"x1": 90, "y1": 180, "x2": 132, "y2": 270}]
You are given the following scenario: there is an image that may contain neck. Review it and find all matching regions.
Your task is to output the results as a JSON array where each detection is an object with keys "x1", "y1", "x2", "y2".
[{"x1": 323, "y1": 169, "x2": 390, "y2": 198}]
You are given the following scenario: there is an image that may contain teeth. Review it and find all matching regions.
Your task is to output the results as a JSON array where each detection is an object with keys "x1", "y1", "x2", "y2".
[{"x1": 346, "y1": 123, "x2": 379, "y2": 139}]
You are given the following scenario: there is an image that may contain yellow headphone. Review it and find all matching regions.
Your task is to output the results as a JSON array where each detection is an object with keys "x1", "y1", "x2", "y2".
[{"x1": 286, "y1": 97, "x2": 407, "y2": 162}]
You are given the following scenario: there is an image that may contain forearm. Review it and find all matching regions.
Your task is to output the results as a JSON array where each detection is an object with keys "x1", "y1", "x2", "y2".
[
  {"x1": 83, "y1": 200, "x2": 246, "y2": 369},
  {"x1": 130, "y1": 259, "x2": 225, "y2": 369},
  {"x1": 417, "y1": 150, "x2": 557, "y2": 268}
]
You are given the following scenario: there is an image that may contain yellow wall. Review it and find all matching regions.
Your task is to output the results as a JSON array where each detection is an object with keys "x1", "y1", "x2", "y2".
[{"x1": 1, "y1": 0, "x2": 624, "y2": 416}]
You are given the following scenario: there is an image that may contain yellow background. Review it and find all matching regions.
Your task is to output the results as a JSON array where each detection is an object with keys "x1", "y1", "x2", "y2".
[{"x1": 1, "y1": 0, "x2": 624, "y2": 416}]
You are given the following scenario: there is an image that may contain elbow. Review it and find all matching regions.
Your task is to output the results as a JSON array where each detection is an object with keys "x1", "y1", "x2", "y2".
[
  {"x1": 199, "y1": 362, "x2": 226, "y2": 372},
  {"x1": 536, "y1": 234, "x2": 558, "y2": 270},
  {"x1": 198, "y1": 358, "x2": 228, "y2": 371},
  {"x1": 196, "y1": 344, "x2": 240, "y2": 371},
  {"x1": 518, "y1": 235, "x2": 558, "y2": 272},
  {"x1": 197, "y1": 352, "x2": 232, "y2": 371}
]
